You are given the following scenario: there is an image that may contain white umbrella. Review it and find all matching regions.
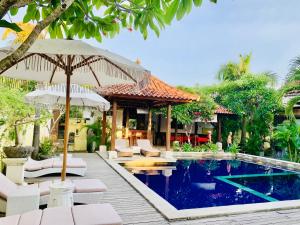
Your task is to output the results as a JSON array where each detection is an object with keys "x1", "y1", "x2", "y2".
[
  {"x1": 25, "y1": 83, "x2": 110, "y2": 111},
  {"x1": 0, "y1": 39, "x2": 149, "y2": 181}
]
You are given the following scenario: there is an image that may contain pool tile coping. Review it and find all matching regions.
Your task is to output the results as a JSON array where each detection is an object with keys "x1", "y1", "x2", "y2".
[{"x1": 97, "y1": 151, "x2": 300, "y2": 221}]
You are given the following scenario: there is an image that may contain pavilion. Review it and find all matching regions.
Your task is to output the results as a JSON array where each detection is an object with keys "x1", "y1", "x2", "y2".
[{"x1": 97, "y1": 74, "x2": 198, "y2": 151}]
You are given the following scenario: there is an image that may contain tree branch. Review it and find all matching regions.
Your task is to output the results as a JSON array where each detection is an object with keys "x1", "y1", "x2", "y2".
[
  {"x1": 0, "y1": 0, "x2": 17, "y2": 19},
  {"x1": 12, "y1": 0, "x2": 33, "y2": 8},
  {"x1": 0, "y1": 0, "x2": 74, "y2": 73}
]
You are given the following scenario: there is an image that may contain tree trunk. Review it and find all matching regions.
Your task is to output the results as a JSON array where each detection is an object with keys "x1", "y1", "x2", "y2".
[
  {"x1": 241, "y1": 115, "x2": 247, "y2": 148},
  {"x1": 32, "y1": 106, "x2": 41, "y2": 158},
  {"x1": 0, "y1": 0, "x2": 74, "y2": 72}
]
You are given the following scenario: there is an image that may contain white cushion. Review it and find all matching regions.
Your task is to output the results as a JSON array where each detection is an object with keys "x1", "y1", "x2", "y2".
[{"x1": 72, "y1": 204, "x2": 122, "y2": 225}]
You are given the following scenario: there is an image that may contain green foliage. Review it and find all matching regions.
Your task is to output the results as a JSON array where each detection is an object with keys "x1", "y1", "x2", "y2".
[
  {"x1": 0, "y1": 85, "x2": 34, "y2": 145},
  {"x1": 182, "y1": 142, "x2": 193, "y2": 152},
  {"x1": 210, "y1": 74, "x2": 281, "y2": 154},
  {"x1": 84, "y1": 117, "x2": 111, "y2": 152},
  {"x1": 227, "y1": 142, "x2": 240, "y2": 154},
  {"x1": 38, "y1": 138, "x2": 55, "y2": 158},
  {"x1": 8, "y1": 0, "x2": 217, "y2": 41},
  {"x1": 0, "y1": 20, "x2": 22, "y2": 32},
  {"x1": 173, "y1": 141, "x2": 180, "y2": 151},
  {"x1": 281, "y1": 56, "x2": 300, "y2": 121},
  {"x1": 273, "y1": 121, "x2": 300, "y2": 162}
]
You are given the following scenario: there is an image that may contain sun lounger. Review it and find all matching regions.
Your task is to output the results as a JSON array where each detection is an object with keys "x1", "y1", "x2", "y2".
[
  {"x1": 24, "y1": 157, "x2": 87, "y2": 178},
  {"x1": 115, "y1": 139, "x2": 134, "y2": 157},
  {"x1": 0, "y1": 203, "x2": 123, "y2": 225},
  {"x1": 0, "y1": 173, "x2": 107, "y2": 213},
  {"x1": 137, "y1": 139, "x2": 161, "y2": 157}
]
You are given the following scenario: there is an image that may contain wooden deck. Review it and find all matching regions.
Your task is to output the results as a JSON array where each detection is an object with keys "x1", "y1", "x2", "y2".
[{"x1": 28, "y1": 153, "x2": 300, "y2": 225}]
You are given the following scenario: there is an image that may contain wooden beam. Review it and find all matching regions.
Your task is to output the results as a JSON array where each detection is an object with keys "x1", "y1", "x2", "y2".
[
  {"x1": 147, "y1": 108, "x2": 152, "y2": 141},
  {"x1": 166, "y1": 104, "x2": 171, "y2": 151},
  {"x1": 101, "y1": 111, "x2": 107, "y2": 145},
  {"x1": 111, "y1": 100, "x2": 117, "y2": 150}
]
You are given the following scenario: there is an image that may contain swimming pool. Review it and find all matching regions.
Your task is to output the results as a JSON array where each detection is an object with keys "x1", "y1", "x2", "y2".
[{"x1": 128, "y1": 160, "x2": 299, "y2": 210}]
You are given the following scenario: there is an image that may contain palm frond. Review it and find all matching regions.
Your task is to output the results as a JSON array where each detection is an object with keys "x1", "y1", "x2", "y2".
[{"x1": 285, "y1": 96, "x2": 300, "y2": 121}]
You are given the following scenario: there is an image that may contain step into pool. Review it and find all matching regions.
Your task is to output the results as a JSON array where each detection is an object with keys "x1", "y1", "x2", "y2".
[{"x1": 125, "y1": 160, "x2": 300, "y2": 210}]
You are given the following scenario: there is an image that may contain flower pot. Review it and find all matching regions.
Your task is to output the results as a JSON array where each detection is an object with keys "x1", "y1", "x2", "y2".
[{"x1": 3, "y1": 146, "x2": 35, "y2": 158}]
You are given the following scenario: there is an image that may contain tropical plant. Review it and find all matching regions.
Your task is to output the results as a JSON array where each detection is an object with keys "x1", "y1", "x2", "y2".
[
  {"x1": 217, "y1": 53, "x2": 252, "y2": 81},
  {"x1": 182, "y1": 142, "x2": 193, "y2": 152},
  {"x1": 281, "y1": 56, "x2": 300, "y2": 120},
  {"x1": 172, "y1": 141, "x2": 180, "y2": 152},
  {"x1": 227, "y1": 142, "x2": 240, "y2": 154},
  {"x1": 211, "y1": 74, "x2": 281, "y2": 152},
  {"x1": 159, "y1": 90, "x2": 216, "y2": 143},
  {"x1": 272, "y1": 121, "x2": 300, "y2": 162},
  {"x1": 84, "y1": 117, "x2": 111, "y2": 153},
  {"x1": 0, "y1": 0, "x2": 217, "y2": 73},
  {"x1": 38, "y1": 137, "x2": 55, "y2": 159}
]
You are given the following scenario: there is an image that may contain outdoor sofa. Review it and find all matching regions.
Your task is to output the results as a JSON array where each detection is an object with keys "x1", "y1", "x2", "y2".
[
  {"x1": 137, "y1": 139, "x2": 161, "y2": 157},
  {"x1": 115, "y1": 139, "x2": 134, "y2": 157},
  {"x1": 24, "y1": 157, "x2": 87, "y2": 178},
  {"x1": 0, "y1": 172, "x2": 107, "y2": 213},
  {"x1": 0, "y1": 203, "x2": 123, "y2": 225}
]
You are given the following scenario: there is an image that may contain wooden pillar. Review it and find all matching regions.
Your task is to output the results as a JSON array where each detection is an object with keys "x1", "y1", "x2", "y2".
[
  {"x1": 147, "y1": 108, "x2": 152, "y2": 141},
  {"x1": 111, "y1": 100, "x2": 117, "y2": 150},
  {"x1": 166, "y1": 104, "x2": 171, "y2": 151},
  {"x1": 217, "y1": 115, "x2": 222, "y2": 142},
  {"x1": 101, "y1": 111, "x2": 106, "y2": 145}
]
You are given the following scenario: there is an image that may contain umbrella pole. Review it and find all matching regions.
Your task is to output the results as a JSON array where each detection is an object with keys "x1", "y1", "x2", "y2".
[{"x1": 61, "y1": 72, "x2": 71, "y2": 181}]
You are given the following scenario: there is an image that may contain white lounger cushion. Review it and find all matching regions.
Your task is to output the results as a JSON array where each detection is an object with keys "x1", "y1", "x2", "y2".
[
  {"x1": 0, "y1": 204, "x2": 122, "y2": 225},
  {"x1": 0, "y1": 172, "x2": 107, "y2": 200},
  {"x1": 72, "y1": 204, "x2": 122, "y2": 225},
  {"x1": 25, "y1": 158, "x2": 86, "y2": 171},
  {"x1": 0, "y1": 209, "x2": 42, "y2": 225},
  {"x1": 41, "y1": 207, "x2": 73, "y2": 225}
]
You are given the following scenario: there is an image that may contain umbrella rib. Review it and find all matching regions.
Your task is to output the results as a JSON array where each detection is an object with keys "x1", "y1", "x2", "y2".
[
  {"x1": 49, "y1": 64, "x2": 58, "y2": 84},
  {"x1": 71, "y1": 56, "x2": 94, "y2": 69},
  {"x1": 102, "y1": 58, "x2": 137, "y2": 83},
  {"x1": 37, "y1": 54, "x2": 65, "y2": 70},
  {"x1": 80, "y1": 56, "x2": 102, "y2": 87}
]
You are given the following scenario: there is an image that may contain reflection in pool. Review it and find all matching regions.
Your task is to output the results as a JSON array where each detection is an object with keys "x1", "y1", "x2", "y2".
[{"x1": 125, "y1": 160, "x2": 299, "y2": 210}]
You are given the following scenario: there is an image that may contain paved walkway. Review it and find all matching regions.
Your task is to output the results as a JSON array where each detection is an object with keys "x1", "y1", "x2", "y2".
[{"x1": 28, "y1": 153, "x2": 300, "y2": 225}]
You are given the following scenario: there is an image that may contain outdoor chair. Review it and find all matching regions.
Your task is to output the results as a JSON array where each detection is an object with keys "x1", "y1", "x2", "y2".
[
  {"x1": 137, "y1": 139, "x2": 161, "y2": 157},
  {"x1": 0, "y1": 203, "x2": 123, "y2": 225},
  {"x1": 115, "y1": 139, "x2": 134, "y2": 157},
  {"x1": 24, "y1": 157, "x2": 87, "y2": 178},
  {"x1": 0, "y1": 173, "x2": 107, "y2": 214}
]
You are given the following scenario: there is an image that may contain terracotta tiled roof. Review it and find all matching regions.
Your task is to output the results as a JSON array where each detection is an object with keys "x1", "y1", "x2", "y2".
[
  {"x1": 98, "y1": 75, "x2": 198, "y2": 102},
  {"x1": 215, "y1": 105, "x2": 233, "y2": 114}
]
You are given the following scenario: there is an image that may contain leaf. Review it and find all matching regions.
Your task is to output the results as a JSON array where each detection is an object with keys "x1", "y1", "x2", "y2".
[
  {"x1": 176, "y1": 0, "x2": 186, "y2": 21},
  {"x1": 193, "y1": 0, "x2": 202, "y2": 7},
  {"x1": 0, "y1": 20, "x2": 22, "y2": 32},
  {"x1": 9, "y1": 7, "x2": 18, "y2": 16},
  {"x1": 164, "y1": 0, "x2": 179, "y2": 24}
]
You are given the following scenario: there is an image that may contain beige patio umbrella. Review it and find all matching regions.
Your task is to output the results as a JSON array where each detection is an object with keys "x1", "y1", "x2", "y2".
[{"x1": 0, "y1": 39, "x2": 149, "y2": 181}]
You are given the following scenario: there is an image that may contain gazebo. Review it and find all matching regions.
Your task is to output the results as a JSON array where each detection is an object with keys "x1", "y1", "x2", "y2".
[{"x1": 97, "y1": 74, "x2": 198, "y2": 151}]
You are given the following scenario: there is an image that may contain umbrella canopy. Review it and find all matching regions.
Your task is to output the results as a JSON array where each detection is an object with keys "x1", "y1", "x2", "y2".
[
  {"x1": 25, "y1": 83, "x2": 110, "y2": 111},
  {"x1": 0, "y1": 39, "x2": 148, "y2": 86},
  {"x1": 0, "y1": 39, "x2": 150, "y2": 181}
]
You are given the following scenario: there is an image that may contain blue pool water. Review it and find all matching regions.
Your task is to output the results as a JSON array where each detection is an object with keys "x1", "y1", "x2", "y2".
[{"x1": 127, "y1": 160, "x2": 300, "y2": 210}]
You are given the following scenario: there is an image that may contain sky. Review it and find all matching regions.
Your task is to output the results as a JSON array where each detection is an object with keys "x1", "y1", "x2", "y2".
[{"x1": 1, "y1": 0, "x2": 300, "y2": 87}]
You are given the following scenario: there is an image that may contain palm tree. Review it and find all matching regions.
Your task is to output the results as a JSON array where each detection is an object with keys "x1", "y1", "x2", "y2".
[
  {"x1": 282, "y1": 56, "x2": 300, "y2": 120},
  {"x1": 217, "y1": 53, "x2": 252, "y2": 81}
]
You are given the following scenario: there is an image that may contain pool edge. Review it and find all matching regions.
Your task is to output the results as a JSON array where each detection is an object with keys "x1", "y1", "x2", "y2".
[{"x1": 97, "y1": 152, "x2": 300, "y2": 221}]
